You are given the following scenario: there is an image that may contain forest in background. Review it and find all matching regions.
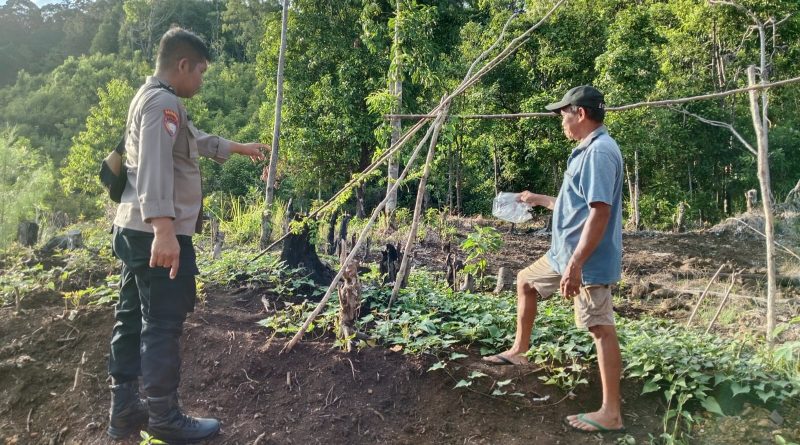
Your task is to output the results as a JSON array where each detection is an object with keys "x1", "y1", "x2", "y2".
[{"x1": 1, "y1": 0, "x2": 799, "y2": 247}]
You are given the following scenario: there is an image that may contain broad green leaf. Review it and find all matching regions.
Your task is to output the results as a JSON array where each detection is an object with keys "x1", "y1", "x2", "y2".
[
  {"x1": 642, "y1": 380, "x2": 660, "y2": 394},
  {"x1": 427, "y1": 361, "x2": 446, "y2": 372},
  {"x1": 454, "y1": 379, "x2": 472, "y2": 389},
  {"x1": 700, "y1": 396, "x2": 725, "y2": 416},
  {"x1": 730, "y1": 382, "x2": 750, "y2": 397}
]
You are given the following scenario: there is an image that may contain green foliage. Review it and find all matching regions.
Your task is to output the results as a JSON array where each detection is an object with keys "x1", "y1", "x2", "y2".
[
  {"x1": 0, "y1": 128, "x2": 56, "y2": 248},
  {"x1": 205, "y1": 190, "x2": 265, "y2": 246},
  {"x1": 459, "y1": 226, "x2": 503, "y2": 281},
  {"x1": 60, "y1": 78, "x2": 136, "y2": 217},
  {"x1": 139, "y1": 430, "x2": 166, "y2": 445}
]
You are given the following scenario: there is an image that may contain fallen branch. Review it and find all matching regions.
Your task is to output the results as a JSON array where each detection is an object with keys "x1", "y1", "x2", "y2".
[
  {"x1": 706, "y1": 271, "x2": 742, "y2": 334},
  {"x1": 71, "y1": 351, "x2": 86, "y2": 392},
  {"x1": 728, "y1": 217, "x2": 800, "y2": 261},
  {"x1": 687, "y1": 265, "x2": 725, "y2": 327}
]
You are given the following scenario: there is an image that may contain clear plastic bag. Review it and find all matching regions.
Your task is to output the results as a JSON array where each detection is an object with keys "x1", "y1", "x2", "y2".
[{"x1": 492, "y1": 192, "x2": 532, "y2": 224}]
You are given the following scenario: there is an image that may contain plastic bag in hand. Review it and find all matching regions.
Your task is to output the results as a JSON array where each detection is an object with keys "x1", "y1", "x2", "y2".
[{"x1": 492, "y1": 192, "x2": 532, "y2": 224}]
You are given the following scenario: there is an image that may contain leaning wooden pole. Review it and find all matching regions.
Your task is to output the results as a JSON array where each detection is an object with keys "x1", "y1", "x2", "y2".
[
  {"x1": 389, "y1": 99, "x2": 451, "y2": 308},
  {"x1": 260, "y1": 0, "x2": 290, "y2": 249},
  {"x1": 282, "y1": 120, "x2": 439, "y2": 353},
  {"x1": 278, "y1": 1, "x2": 567, "y2": 352},
  {"x1": 747, "y1": 65, "x2": 777, "y2": 344}
]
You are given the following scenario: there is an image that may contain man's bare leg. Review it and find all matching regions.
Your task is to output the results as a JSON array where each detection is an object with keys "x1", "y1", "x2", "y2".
[
  {"x1": 485, "y1": 272, "x2": 539, "y2": 364},
  {"x1": 567, "y1": 324, "x2": 623, "y2": 431}
]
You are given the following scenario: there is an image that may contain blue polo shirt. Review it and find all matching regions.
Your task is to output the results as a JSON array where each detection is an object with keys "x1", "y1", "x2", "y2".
[{"x1": 546, "y1": 126, "x2": 623, "y2": 285}]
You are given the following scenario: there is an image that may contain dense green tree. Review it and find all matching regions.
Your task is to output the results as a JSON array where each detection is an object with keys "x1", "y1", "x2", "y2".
[
  {"x1": 0, "y1": 128, "x2": 56, "y2": 247},
  {"x1": 60, "y1": 78, "x2": 135, "y2": 217}
]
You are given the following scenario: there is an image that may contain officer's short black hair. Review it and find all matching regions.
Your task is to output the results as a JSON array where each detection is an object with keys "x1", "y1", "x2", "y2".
[{"x1": 156, "y1": 27, "x2": 212, "y2": 70}]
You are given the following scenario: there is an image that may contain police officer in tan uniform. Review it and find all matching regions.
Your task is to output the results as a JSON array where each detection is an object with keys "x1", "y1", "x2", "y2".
[{"x1": 106, "y1": 27, "x2": 264, "y2": 443}]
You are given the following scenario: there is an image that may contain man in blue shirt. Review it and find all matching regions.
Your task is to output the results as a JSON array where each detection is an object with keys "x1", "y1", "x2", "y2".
[{"x1": 483, "y1": 86, "x2": 624, "y2": 433}]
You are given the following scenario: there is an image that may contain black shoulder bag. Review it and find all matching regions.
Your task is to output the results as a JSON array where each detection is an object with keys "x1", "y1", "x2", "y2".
[{"x1": 98, "y1": 81, "x2": 175, "y2": 203}]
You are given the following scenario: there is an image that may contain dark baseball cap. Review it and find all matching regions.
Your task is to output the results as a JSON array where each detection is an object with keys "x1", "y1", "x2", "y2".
[{"x1": 545, "y1": 85, "x2": 605, "y2": 113}]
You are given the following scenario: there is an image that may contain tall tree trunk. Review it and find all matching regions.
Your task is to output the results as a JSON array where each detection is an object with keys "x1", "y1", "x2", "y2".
[
  {"x1": 447, "y1": 146, "x2": 453, "y2": 214},
  {"x1": 355, "y1": 142, "x2": 371, "y2": 218},
  {"x1": 386, "y1": 0, "x2": 402, "y2": 220},
  {"x1": 747, "y1": 65, "x2": 777, "y2": 343},
  {"x1": 260, "y1": 0, "x2": 290, "y2": 249},
  {"x1": 455, "y1": 134, "x2": 463, "y2": 215},
  {"x1": 493, "y1": 143, "x2": 499, "y2": 196},
  {"x1": 628, "y1": 148, "x2": 640, "y2": 231}
]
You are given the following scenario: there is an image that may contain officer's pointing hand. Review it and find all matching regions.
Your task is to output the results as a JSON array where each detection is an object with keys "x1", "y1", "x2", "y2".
[{"x1": 234, "y1": 142, "x2": 267, "y2": 162}]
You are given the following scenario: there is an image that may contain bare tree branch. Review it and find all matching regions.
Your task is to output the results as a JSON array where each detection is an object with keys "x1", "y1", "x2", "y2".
[
  {"x1": 385, "y1": 75, "x2": 800, "y2": 120},
  {"x1": 669, "y1": 107, "x2": 757, "y2": 156}
]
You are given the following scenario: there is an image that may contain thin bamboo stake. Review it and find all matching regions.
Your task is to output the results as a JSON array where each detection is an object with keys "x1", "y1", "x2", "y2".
[
  {"x1": 705, "y1": 271, "x2": 741, "y2": 334},
  {"x1": 281, "y1": 119, "x2": 439, "y2": 353},
  {"x1": 686, "y1": 264, "x2": 725, "y2": 327},
  {"x1": 384, "y1": 75, "x2": 800, "y2": 120},
  {"x1": 389, "y1": 99, "x2": 451, "y2": 309},
  {"x1": 261, "y1": 0, "x2": 290, "y2": 249}
]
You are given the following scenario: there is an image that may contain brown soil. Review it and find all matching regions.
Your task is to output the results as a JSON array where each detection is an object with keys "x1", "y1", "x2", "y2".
[{"x1": 1, "y1": 218, "x2": 798, "y2": 445}]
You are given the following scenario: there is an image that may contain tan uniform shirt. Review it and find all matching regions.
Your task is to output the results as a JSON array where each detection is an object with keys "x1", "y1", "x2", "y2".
[{"x1": 114, "y1": 76, "x2": 232, "y2": 236}]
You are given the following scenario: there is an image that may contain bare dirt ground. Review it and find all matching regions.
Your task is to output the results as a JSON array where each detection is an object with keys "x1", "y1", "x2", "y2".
[{"x1": 1, "y1": 216, "x2": 798, "y2": 445}]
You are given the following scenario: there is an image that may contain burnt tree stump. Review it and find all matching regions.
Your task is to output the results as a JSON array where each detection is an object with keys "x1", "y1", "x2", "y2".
[
  {"x1": 337, "y1": 239, "x2": 361, "y2": 351},
  {"x1": 493, "y1": 267, "x2": 512, "y2": 294},
  {"x1": 379, "y1": 243, "x2": 401, "y2": 284},
  {"x1": 280, "y1": 220, "x2": 334, "y2": 286},
  {"x1": 326, "y1": 212, "x2": 337, "y2": 255},
  {"x1": 17, "y1": 221, "x2": 38, "y2": 247},
  {"x1": 445, "y1": 252, "x2": 464, "y2": 292}
]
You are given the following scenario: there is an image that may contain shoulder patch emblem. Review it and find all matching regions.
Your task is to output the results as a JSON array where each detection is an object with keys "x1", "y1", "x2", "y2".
[{"x1": 163, "y1": 109, "x2": 179, "y2": 137}]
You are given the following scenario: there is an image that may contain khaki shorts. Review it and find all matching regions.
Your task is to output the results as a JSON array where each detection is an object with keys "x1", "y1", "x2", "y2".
[{"x1": 517, "y1": 256, "x2": 614, "y2": 328}]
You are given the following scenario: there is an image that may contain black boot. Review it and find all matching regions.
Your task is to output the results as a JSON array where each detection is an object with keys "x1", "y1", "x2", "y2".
[
  {"x1": 107, "y1": 381, "x2": 148, "y2": 439},
  {"x1": 147, "y1": 393, "x2": 220, "y2": 444}
]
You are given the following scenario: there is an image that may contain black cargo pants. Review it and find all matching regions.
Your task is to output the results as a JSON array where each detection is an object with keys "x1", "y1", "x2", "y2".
[{"x1": 108, "y1": 226, "x2": 199, "y2": 397}]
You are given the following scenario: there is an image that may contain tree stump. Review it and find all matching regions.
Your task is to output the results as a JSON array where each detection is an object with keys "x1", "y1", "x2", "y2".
[
  {"x1": 213, "y1": 232, "x2": 225, "y2": 260},
  {"x1": 379, "y1": 243, "x2": 401, "y2": 284},
  {"x1": 459, "y1": 274, "x2": 475, "y2": 292},
  {"x1": 337, "y1": 239, "x2": 361, "y2": 352},
  {"x1": 445, "y1": 252, "x2": 463, "y2": 292},
  {"x1": 280, "y1": 219, "x2": 334, "y2": 286},
  {"x1": 674, "y1": 202, "x2": 687, "y2": 233},
  {"x1": 42, "y1": 230, "x2": 82, "y2": 253},
  {"x1": 335, "y1": 215, "x2": 350, "y2": 258},
  {"x1": 493, "y1": 267, "x2": 512, "y2": 294},
  {"x1": 326, "y1": 212, "x2": 337, "y2": 255},
  {"x1": 17, "y1": 221, "x2": 38, "y2": 247},
  {"x1": 746, "y1": 189, "x2": 758, "y2": 212}
]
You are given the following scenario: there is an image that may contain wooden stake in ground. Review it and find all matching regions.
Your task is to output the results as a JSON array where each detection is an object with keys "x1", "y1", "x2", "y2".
[
  {"x1": 706, "y1": 271, "x2": 740, "y2": 335},
  {"x1": 389, "y1": 98, "x2": 451, "y2": 308},
  {"x1": 337, "y1": 239, "x2": 361, "y2": 352},
  {"x1": 686, "y1": 264, "x2": 725, "y2": 327},
  {"x1": 281, "y1": 116, "x2": 441, "y2": 353}
]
